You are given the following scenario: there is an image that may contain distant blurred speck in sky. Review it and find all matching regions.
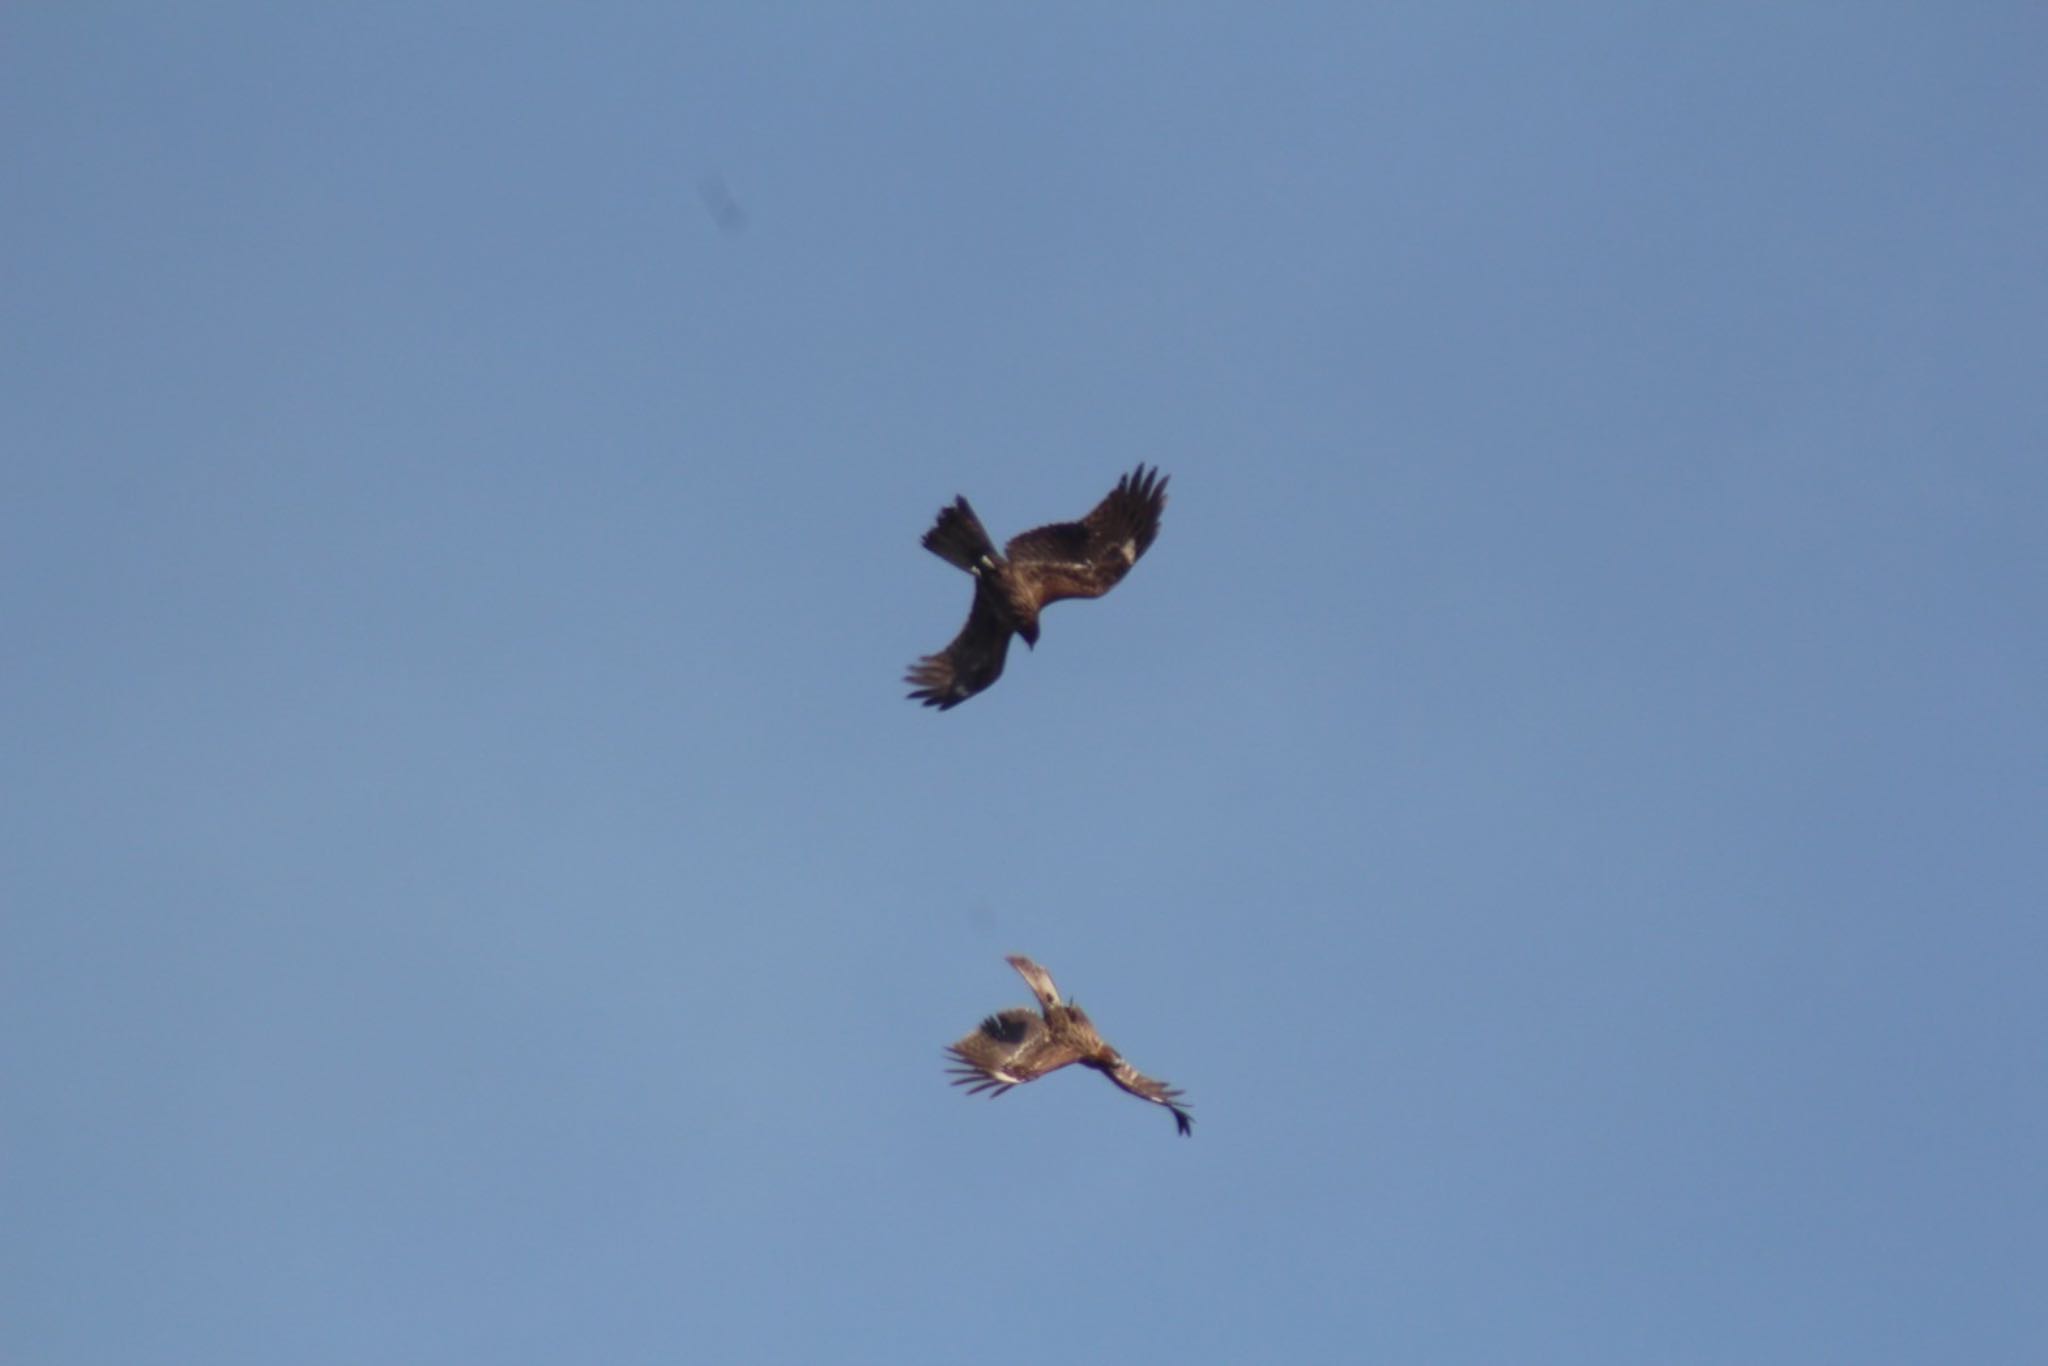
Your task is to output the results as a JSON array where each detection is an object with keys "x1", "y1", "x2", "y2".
[{"x1": 697, "y1": 173, "x2": 748, "y2": 234}]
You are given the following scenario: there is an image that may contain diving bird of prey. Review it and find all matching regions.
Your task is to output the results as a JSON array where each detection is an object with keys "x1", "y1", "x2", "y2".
[
  {"x1": 946, "y1": 955, "x2": 1193, "y2": 1136},
  {"x1": 905, "y1": 464, "x2": 1168, "y2": 709}
]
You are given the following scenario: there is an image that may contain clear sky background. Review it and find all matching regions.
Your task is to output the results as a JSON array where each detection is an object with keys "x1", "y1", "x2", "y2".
[{"x1": 5, "y1": 6, "x2": 2044, "y2": 1363}]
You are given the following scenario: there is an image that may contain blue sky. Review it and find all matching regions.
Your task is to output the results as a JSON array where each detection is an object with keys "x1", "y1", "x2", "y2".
[{"x1": 5, "y1": 6, "x2": 2045, "y2": 1362}]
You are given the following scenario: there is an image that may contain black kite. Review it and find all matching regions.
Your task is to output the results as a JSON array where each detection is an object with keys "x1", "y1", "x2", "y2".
[
  {"x1": 905, "y1": 465, "x2": 1168, "y2": 709},
  {"x1": 946, "y1": 954, "x2": 1193, "y2": 1136}
]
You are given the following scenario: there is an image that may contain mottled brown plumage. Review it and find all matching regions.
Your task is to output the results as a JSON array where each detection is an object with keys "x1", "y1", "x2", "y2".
[
  {"x1": 946, "y1": 955, "x2": 1193, "y2": 1136},
  {"x1": 906, "y1": 465, "x2": 1168, "y2": 709}
]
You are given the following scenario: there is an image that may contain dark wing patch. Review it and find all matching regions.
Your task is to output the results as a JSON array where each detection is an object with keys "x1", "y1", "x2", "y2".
[
  {"x1": 905, "y1": 589, "x2": 1014, "y2": 709},
  {"x1": 1005, "y1": 464, "x2": 1169, "y2": 607},
  {"x1": 946, "y1": 1008, "x2": 1051, "y2": 1095}
]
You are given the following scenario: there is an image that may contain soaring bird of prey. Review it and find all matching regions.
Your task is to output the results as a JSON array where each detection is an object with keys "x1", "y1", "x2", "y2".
[
  {"x1": 905, "y1": 465, "x2": 1168, "y2": 709},
  {"x1": 946, "y1": 955, "x2": 1193, "y2": 1136}
]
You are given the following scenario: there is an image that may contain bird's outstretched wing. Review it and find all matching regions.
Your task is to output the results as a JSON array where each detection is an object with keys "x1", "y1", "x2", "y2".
[
  {"x1": 905, "y1": 590, "x2": 1014, "y2": 709},
  {"x1": 1005, "y1": 464, "x2": 1169, "y2": 607},
  {"x1": 1005, "y1": 954, "x2": 1063, "y2": 1011},
  {"x1": 1101, "y1": 1059, "x2": 1195, "y2": 1136},
  {"x1": 946, "y1": 1009, "x2": 1083, "y2": 1095}
]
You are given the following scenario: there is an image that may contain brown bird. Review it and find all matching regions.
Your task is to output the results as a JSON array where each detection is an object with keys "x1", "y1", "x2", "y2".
[
  {"x1": 946, "y1": 955, "x2": 1193, "y2": 1136},
  {"x1": 906, "y1": 465, "x2": 1168, "y2": 709}
]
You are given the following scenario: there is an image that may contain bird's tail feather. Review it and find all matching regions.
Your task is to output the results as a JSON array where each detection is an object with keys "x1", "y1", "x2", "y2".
[{"x1": 922, "y1": 498, "x2": 999, "y2": 571}]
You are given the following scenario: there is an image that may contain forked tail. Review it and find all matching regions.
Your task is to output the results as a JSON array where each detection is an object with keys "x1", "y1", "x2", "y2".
[{"x1": 921, "y1": 497, "x2": 999, "y2": 572}]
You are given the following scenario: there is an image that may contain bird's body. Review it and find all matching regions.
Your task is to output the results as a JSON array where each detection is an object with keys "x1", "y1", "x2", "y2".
[
  {"x1": 946, "y1": 955, "x2": 1193, "y2": 1136},
  {"x1": 906, "y1": 465, "x2": 1168, "y2": 709}
]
